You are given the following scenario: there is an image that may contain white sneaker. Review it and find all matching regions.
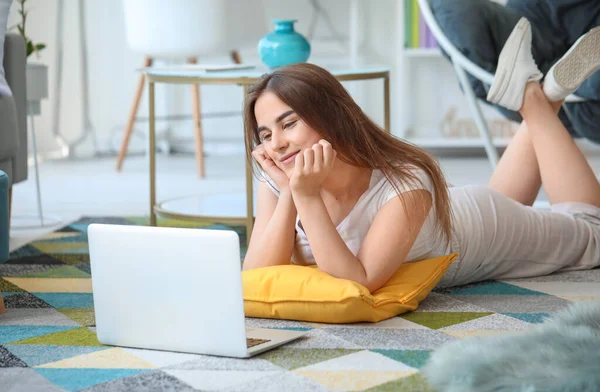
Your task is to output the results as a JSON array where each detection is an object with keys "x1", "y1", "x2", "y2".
[
  {"x1": 543, "y1": 26, "x2": 600, "y2": 102},
  {"x1": 487, "y1": 18, "x2": 543, "y2": 111}
]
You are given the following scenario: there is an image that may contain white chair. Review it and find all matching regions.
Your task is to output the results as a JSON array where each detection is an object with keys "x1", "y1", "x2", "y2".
[
  {"x1": 417, "y1": 0, "x2": 584, "y2": 169},
  {"x1": 118, "y1": 0, "x2": 232, "y2": 177}
]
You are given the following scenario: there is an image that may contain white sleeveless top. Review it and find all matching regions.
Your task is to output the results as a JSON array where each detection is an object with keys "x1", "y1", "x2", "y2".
[{"x1": 262, "y1": 167, "x2": 447, "y2": 265}]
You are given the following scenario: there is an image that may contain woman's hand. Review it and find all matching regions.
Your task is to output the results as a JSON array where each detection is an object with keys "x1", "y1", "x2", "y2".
[
  {"x1": 252, "y1": 144, "x2": 290, "y2": 190},
  {"x1": 290, "y1": 140, "x2": 337, "y2": 197}
]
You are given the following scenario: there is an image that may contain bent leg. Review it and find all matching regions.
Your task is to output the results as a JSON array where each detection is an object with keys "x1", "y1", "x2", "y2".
[
  {"x1": 520, "y1": 83, "x2": 600, "y2": 207},
  {"x1": 488, "y1": 100, "x2": 562, "y2": 206}
]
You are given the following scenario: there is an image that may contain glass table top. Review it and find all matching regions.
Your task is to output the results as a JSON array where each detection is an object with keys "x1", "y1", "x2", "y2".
[{"x1": 140, "y1": 62, "x2": 390, "y2": 80}]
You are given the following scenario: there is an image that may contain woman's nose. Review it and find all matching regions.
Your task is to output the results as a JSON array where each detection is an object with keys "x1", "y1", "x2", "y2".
[{"x1": 271, "y1": 131, "x2": 288, "y2": 151}]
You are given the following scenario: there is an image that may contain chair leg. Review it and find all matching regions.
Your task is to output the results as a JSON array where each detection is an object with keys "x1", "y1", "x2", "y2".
[
  {"x1": 116, "y1": 57, "x2": 153, "y2": 171},
  {"x1": 7, "y1": 185, "x2": 11, "y2": 231},
  {"x1": 452, "y1": 61, "x2": 500, "y2": 169},
  {"x1": 188, "y1": 58, "x2": 205, "y2": 178}
]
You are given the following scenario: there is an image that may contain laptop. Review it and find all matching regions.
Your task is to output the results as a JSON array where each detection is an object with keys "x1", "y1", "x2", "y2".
[{"x1": 88, "y1": 223, "x2": 306, "y2": 358}]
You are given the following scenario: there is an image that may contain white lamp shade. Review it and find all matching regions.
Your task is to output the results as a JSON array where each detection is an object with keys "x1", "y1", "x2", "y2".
[{"x1": 123, "y1": 0, "x2": 227, "y2": 58}]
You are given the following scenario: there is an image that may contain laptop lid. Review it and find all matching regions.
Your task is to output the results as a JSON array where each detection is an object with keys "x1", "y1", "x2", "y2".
[{"x1": 88, "y1": 223, "x2": 249, "y2": 358}]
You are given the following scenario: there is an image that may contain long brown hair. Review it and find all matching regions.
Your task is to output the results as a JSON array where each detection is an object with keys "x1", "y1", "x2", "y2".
[{"x1": 244, "y1": 63, "x2": 452, "y2": 245}]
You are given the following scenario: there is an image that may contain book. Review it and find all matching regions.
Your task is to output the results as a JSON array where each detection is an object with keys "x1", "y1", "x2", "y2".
[{"x1": 411, "y1": 0, "x2": 419, "y2": 48}]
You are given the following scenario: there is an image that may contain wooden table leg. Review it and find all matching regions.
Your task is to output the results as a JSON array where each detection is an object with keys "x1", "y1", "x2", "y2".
[
  {"x1": 0, "y1": 291, "x2": 6, "y2": 314},
  {"x1": 188, "y1": 58, "x2": 205, "y2": 178},
  {"x1": 117, "y1": 57, "x2": 153, "y2": 171},
  {"x1": 149, "y1": 81, "x2": 157, "y2": 227},
  {"x1": 243, "y1": 84, "x2": 254, "y2": 245}
]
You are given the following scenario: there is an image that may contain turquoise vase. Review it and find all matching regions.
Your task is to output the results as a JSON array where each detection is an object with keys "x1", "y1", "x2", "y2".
[{"x1": 258, "y1": 19, "x2": 311, "y2": 68}]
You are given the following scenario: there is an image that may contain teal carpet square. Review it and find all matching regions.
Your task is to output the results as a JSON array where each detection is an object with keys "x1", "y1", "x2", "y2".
[
  {"x1": 373, "y1": 349, "x2": 431, "y2": 369},
  {"x1": 0, "y1": 326, "x2": 78, "y2": 344},
  {"x1": 502, "y1": 312, "x2": 550, "y2": 324},
  {"x1": 36, "y1": 368, "x2": 149, "y2": 391},
  {"x1": 447, "y1": 281, "x2": 547, "y2": 296},
  {"x1": 32, "y1": 293, "x2": 94, "y2": 308}
]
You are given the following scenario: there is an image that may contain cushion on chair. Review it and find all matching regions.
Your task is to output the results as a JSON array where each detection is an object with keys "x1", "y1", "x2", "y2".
[
  {"x1": 0, "y1": 0, "x2": 13, "y2": 96},
  {"x1": 242, "y1": 253, "x2": 457, "y2": 323}
]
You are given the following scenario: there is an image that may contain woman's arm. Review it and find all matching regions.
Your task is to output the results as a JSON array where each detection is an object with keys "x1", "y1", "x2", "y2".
[
  {"x1": 242, "y1": 182, "x2": 298, "y2": 270},
  {"x1": 294, "y1": 189, "x2": 432, "y2": 292}
]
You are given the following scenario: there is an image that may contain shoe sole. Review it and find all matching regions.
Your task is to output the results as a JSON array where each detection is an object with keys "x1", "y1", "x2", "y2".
[
  {"x1": 553, "y1": 26, "x2": 600, "y2": 91},
  {"x1": 487, "y1": 18, "x2": 529, "y2": 104}
]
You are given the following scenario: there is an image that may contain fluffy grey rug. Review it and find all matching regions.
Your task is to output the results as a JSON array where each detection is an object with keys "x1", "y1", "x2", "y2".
[{"x1": 422, "y1": 301, "x2": 600, "y2": 392}]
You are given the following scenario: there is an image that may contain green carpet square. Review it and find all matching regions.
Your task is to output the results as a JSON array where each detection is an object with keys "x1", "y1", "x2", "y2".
[
  {"x1": 11, "y1": 327, "x2": 103, "y2": 346},
  {"x1": 48, "y1": 253, "x2": 90, "y2": 265},
  {"x1": 0, "y1": 278, "x2": 26, "y2": 292},
  {"x1": 15, "y1": 265, "x2": 91, "y2": 278},
  {"x1": 400, "y1": 312, "x2": 493, "y2": 329},
  {"x1": 57, "y1": 309, "x2": 96, "y2": 327}
]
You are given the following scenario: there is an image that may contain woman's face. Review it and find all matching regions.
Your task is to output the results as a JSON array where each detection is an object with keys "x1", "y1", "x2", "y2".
[{"x1": 254, "y1": 91, "x2": 323, "y2": 176}]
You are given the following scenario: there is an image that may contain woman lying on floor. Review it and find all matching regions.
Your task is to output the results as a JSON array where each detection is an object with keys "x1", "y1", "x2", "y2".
[{"x1": 242, "y1": 19, "x2": 600, "y2": 292}]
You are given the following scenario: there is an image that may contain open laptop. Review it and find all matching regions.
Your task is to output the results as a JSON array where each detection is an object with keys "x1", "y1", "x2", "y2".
[{"x1": 88, "y1": 224, "x2": 306, "y2": 358}]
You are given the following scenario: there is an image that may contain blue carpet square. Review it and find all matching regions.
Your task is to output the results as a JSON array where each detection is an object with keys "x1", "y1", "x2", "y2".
[
  {"x1": 32, "y1": 293, "x2": 94, "y2": 308},
  {"x1": 0, "y1": 326, "x2": 77, "y2": 344},
  {"x1": 36, "y1": 368, "x2": 149, "y2": 391}
]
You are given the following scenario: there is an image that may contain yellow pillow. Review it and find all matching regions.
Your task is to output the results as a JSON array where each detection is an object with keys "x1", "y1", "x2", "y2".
[{"x1": 242, "y1": 253, "x2": 457, "y2": 323}]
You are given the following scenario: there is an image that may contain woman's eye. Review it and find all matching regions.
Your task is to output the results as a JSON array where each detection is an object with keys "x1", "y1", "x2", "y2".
[
  {"x1": 261, "y1": 133, "x2": 271, "y2": 141},
  {"x1": 283, "y1": 121, "x2": 297, "y2": 129}
]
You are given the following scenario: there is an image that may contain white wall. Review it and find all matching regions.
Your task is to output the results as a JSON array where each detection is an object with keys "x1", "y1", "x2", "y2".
[{"x1": 9, "y1": 0, "x2": 400, "y2": 158}]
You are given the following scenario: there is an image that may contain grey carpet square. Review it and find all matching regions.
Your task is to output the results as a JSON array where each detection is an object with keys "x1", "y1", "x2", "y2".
[
  {"x1": 0, "y1": 264, "x2": 62, "y2": 277},
  {"x1": 416, "y1": 292, "x2": 492, "y2": 312},
  {"x1": 220, "y1": 370, "x2": 330, "y2": 392},
  {"x1": 450, "y1": 295, "x2": 571, "y2": 313},
  {"x1": 4, "y1": 293, "x2": 52, "y2": 309},
  {"x1": 0, "y1": 309, "x2": 79, "y2": 326},
  {"x1": 0, "y1": 368, "x2": 65, "y2": 391},
  {"x1": 325, "y1": 328, "x2": 456, "y2": 350},
  {"x1": 82, "y1": 370, "x2": 196, "y2": 392},
  {"x1": 245, "y1": 317, "x2": 312, "y2": 330},
  {"x1": 165, "y1": 355, "x2": 282, "y2": 371},
  {"x1": 504, "y1": 268, "x2": 600, "y2": 283},
  {"x1": 286, "y1": 329, "x2": 362, "y2": 349}
]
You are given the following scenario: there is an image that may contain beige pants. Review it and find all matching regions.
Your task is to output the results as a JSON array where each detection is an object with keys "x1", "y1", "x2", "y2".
[{"x1": 438, "y1": 185, "x2": 600, "y2": 288}]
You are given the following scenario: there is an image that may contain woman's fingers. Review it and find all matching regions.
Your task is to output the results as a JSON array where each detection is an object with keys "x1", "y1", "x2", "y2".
[
  {"x1": 303, "y1": 148, "x2": 314, "y2": 172},
  {"x1": 319, "y1": 140, "x2": 333, "y2": 167},
  {"x1": 294, "y1": 149, "x2": 304, "y2": 173},
  {"x1": 312, "y1": 143, "x2": 323, "y2": 171}
]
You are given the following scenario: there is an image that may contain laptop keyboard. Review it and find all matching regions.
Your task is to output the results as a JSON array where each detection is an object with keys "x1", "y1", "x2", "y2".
[{"x1": 247, "y1": 338, "x2": 271, "y2": 348}]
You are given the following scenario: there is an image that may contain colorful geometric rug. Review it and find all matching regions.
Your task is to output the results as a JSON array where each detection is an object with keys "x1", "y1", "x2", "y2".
[{"x1": 1, "y1": 216, "x2": 599, "y2": 391}]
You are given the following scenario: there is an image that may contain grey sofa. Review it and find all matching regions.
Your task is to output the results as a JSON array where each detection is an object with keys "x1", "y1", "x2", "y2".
[{"x1": 0, "y1": 33, "x2": 27, "y2": 189}]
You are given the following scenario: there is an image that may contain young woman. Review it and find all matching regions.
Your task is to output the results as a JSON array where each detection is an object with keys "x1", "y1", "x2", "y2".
[{"x1": 242, "y1": 18, "x2": 600, "y2": 292}]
